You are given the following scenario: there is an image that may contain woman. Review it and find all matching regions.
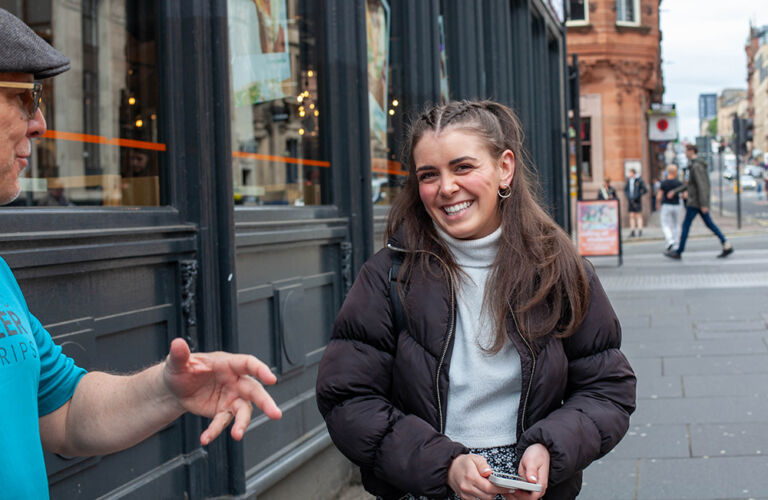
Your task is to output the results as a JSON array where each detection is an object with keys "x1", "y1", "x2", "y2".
[
  {"x1": 597, "y1": 177, "x2": 617, "y2": 200},
  {"x1": 316, "y1": 101, "x2": 635, "y2": 499}
]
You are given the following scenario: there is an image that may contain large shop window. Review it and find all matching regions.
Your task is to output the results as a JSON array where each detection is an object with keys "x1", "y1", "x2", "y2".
[
  {"x1": 228, "y1": 0, "x2": 327, "y2": 206},
  {"x1": 6, "y1": 0, "x2": 163, "y2": 208},
  {"x1": 367, "y1": 0, "x2": 452, "y2": 206}
]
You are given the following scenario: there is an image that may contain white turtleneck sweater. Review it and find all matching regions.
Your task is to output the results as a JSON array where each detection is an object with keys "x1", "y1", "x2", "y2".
[{"x1": 437, "y1": 225, "x2": 522, "y2": 448}]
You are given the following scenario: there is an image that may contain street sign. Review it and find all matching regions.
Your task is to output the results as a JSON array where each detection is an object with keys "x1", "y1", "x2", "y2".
[{"x1": 649, "y1": 113, "x2": 678, "y2": 141}]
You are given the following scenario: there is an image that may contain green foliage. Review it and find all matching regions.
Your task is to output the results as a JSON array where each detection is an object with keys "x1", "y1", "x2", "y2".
[{"x1": 707, "y1": 117, "x2": 718, "y2": 137}]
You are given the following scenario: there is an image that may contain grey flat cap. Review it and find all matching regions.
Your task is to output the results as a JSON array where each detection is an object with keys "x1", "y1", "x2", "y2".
[{"x1": 0, "y1": 8, "x2": 70, "y2": 79}]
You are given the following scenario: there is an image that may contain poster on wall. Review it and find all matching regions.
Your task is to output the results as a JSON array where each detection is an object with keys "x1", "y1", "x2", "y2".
[
  {"x1": 577, "y1": 200, "x2": 621, "y2": 258},
  {"x1": 366, "y1": 0, "x2": 390, "y2": 160},
  {"x1": 228, "y1": 0, "x2": 290, "y2": 107}
]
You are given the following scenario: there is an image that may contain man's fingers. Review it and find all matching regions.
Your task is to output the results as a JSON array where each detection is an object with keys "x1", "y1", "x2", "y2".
[
  {"x1": 230, "y1": 400, "x2": 254, "y2": 441},
  {"x1": 220, "y1": 354, "x2": 278, "y2": 385},
  {"x1": 200, "y1": 410, "x2": 234, "y2": 446},
  {"x1": 237, "y1": 377, "x2": 282, "y2": 419},
  {"x1": 167, "y1": 338, "x2": 192, "y2": 371}
]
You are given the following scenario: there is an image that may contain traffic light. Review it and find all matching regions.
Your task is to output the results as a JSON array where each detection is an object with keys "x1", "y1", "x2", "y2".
[
  {"x1": 734, "y1": 118, "x2": 754, "y2": 155},
  {"x1": 743, "y1": 118, "x2": 754, "y2": 145}
]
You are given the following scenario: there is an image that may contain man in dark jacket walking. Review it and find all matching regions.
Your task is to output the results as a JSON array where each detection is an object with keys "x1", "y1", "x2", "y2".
[{"x1": 664, "y1": 145, "x2": 733, "y2": 259}]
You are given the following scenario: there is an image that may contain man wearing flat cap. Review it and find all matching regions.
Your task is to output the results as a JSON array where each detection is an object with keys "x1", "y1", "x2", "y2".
[{"x1": 0, "y1": 9, "x2": 281, "y2": 498}]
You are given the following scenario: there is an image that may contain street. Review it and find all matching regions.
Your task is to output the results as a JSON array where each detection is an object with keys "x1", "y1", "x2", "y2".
[
  {"x1": 709, "y1": 171, "x2": 768, "y2": 224},
  {"x1": 582, "y1": 231, "x2": 768, "y2": 499}
]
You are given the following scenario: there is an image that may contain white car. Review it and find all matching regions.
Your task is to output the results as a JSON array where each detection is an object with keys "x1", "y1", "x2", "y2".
[{"x1": 739, "y1": 174, "x2": 757, "y2": 190}]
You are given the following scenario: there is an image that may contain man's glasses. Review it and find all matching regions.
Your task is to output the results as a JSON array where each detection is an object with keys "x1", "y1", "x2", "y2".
[{"x1": 0, "y1": 81, "x2": 43, "y2": 119}]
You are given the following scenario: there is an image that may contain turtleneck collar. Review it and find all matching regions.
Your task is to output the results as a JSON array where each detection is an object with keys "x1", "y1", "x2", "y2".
[{"x1": 434, "y1": 224, "x2": 501, "y2": 268}]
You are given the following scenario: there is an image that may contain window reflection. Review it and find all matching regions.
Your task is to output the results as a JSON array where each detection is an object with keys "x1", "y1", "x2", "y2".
[
  {"x1": 228, "y1": 0, "x2": 327, "y2": 206},
  {"x1": 6, "y1": 0, "x2": 163, "y2": 207}
]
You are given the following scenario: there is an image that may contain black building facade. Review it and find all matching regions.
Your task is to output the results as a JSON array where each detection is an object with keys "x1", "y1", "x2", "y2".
[{"x1": 2, "y1": 0, "x2": 569, "y2": 497}]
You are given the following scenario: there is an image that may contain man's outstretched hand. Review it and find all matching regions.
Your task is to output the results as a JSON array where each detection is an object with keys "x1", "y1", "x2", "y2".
[{"x1": 163, "y1": 338, "x2": 282, "y2": 445}]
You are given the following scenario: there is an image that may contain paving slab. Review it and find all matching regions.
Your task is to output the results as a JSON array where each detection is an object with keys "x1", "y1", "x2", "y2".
[
  {"x1": 608, "y1": 423, "x2": 689, "y2": 459},
  {"x1": 663, "y1": 354, "x2": 768, "y2": 376},
  {"x1": 637, "y1": 375, "x2": 683, "y2": 399},
  {"x1": 623, "y1": 326, "x2": 697, "y2": 341},
  {"x1": 695, "y1": 329, "x2": 768, "y2": 340},
  {"x1": 683, "y1": 374, "x2": 768, "y2": 398},
  {"x1": 579, "y1": 458, "x2": 638, "y2": 500},
  {"x1": 690, "y1": 423, "x2": 768, "y2": 458},
  {"x1": 636, "y1": 456, "x2": 768, "y2": 499},
  {"x1": 694, "y1": 320, "x2": 768, "y2": 332},
  {"x1": 630, "y1": 397, "x2": 768, "y2": 425},
  {"x1": 622, "y1": 339, "x2": 768, "y2": 358},
  {"x1": 626, "y1": 357, "x2": 663, "y2": 378}
]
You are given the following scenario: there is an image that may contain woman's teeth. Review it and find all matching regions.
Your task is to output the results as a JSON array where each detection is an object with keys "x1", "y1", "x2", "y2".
[{"x1": 444, "y1": 201, "x2": 471, "y2": 214}]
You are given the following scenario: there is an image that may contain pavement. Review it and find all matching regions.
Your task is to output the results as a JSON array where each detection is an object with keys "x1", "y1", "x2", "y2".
[{"x1": 335, "y1": 216, "x2": 768, "y2": 500}]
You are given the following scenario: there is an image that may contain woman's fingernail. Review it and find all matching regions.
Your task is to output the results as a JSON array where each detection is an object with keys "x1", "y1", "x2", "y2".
[
  {"x1": 483, "y1": 467, "x2": 492, "y2": 473},
  {"x1": 529, "y1": 475, "x2": 537, "y2": 481}
]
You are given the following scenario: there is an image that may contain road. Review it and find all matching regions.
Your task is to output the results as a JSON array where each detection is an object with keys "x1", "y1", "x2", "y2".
[{"x1": 709, "y1": 171, "x2": 768, "y2": 225}]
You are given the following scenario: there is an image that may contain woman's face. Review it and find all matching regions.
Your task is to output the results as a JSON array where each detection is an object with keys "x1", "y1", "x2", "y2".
[{"x1": 414, "y1": 129, "x2": 514, "y2": 240}]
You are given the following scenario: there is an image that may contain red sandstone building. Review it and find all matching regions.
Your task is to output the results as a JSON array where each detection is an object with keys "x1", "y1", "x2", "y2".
[{"x1": 567, "y1": 0, "x2": 664, "y2": 220}]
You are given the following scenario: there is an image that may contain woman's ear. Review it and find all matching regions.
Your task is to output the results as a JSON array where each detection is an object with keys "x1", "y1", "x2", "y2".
[{"x1": 499, "y1": 149, "x2": 515, "y2": 186}]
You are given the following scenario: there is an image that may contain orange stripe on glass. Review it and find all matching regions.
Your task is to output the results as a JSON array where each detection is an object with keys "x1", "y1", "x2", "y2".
[
  {"x1": 232, "y1": 151, "x2": 331, "y2": 167},
  {"x1": 371, "y1": 158, "x2": 408, "y2": 176},
  {"x1": 43, "y1": 130, "x2": 167, "y2": 152}
]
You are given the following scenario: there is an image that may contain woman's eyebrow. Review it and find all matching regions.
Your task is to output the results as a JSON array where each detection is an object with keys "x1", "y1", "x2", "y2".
[{"x1": 448, "y1": 156, "x2": 477, "y2": 165}]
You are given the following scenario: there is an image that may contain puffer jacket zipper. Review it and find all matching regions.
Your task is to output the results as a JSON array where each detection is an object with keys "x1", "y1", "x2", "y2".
[
  {"x1": 510, "y1": 311, "x2": 536, "y2": 432},
  {"x1": 386, "y1": 243, "x2": 456, "y2": 434}
]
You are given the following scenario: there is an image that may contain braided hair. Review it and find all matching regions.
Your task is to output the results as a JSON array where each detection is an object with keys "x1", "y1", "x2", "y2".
[{"x1": 386, "y1": 100, "x2": 589, "y2": 349}]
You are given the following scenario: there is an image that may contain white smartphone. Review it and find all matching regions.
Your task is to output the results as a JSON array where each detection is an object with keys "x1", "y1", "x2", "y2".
[{"x1": 488, "y1": 471, "x2": 542, "y2": 492}]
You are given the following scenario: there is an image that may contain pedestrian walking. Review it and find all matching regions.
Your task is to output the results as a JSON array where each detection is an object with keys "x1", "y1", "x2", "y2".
[
  {"x1": 624, "y1": 168, "x2": 647, "y2": 237},
  {"x1": 597, "y1": 177, "x2": 618, "y2": 200},
  {"x1": 664, "y1": 144, "x2": 733, "y2": 260},
  {"x1": 316, "y1": 100, "x2": 636, "y2": 500},
  {"x1": 0, "y1": 9, "x2": 281, "y2": 497},
  {"x1": 656, "y1": 164, "x2": 683, "y2": 251}
]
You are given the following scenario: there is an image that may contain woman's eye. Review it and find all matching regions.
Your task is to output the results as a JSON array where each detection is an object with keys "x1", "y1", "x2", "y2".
[
  {"x1": 418, "y1": 172, "x2": 436, "y2": 182},
  {"x1": 455, "y1": 164, "x2": 473, "y2": 172}
]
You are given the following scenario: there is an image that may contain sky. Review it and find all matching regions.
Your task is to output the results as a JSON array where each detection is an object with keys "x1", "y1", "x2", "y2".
[{"x1": 660, "y1": 1, "x2": 768, "y2": 141}]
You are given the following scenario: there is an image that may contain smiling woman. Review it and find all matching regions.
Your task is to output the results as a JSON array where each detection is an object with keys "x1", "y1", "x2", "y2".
[{"x1": 316, "y1": 100, "x2": 636, "y2": 500}]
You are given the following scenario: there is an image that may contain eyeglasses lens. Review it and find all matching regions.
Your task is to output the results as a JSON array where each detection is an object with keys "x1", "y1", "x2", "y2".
[{"x1": 21, "y1": 83, "x2": 43, "y2": 118}]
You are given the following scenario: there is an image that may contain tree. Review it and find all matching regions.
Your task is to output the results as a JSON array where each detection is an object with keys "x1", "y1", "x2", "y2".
[{"x1": 707, "y1": 117, "x2": 718, "y2": 137}]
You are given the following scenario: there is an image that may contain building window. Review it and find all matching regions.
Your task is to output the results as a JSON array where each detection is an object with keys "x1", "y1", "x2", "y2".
[
  {"x1": 5, "y1": 0, "x2": 163, "y2": 208},
  {"x1": 567, "y1": 0, "x2": 588, "y2": 23},
  {"x1": 580, "y1": 117, "x2": 593, "y2": 181},
  {"x1": 228, "y1": 0, "x2": 328, "y2": 206},
  {"x1": 616, "y1": 0, "x2": 640, "y2": 25}
]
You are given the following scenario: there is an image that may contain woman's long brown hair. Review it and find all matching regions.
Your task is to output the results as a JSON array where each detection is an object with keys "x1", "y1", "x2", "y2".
[{"x1": 386, "y1": 100, "x2": 589, "y2": 351}]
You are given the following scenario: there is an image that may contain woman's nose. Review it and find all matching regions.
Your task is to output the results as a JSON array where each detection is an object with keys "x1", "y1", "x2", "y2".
[{"x1": 439, "y1": 174, "x2": 459, "y2": 196}]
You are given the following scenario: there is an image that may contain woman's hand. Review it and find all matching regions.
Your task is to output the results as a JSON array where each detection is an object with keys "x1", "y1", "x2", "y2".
[
  {"x1": 447, "y1": 454, "x2": 510, "y2": 500},
  {"x1": 508, "y1": 444, "x2": 550, "y2": 499}
]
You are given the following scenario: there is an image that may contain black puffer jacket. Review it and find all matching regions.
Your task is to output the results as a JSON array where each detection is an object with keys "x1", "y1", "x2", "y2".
[{"x1": 316, "y1": 236, "x2": 636, "y2": 499}]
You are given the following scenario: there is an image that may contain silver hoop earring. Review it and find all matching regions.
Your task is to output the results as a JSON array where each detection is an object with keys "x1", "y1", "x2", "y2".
[{"x1": 498, "y1": 184, "x2": 511, "y2": 199}]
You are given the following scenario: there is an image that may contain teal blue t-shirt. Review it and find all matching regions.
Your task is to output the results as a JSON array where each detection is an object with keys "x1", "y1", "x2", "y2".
[{"x1": 0, "y1": 258, "x2": 86, "y2": 499}]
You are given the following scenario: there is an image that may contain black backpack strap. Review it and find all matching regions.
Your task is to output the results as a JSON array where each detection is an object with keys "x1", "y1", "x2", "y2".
[{"x1": 388, "y1": 251, "x2": 405, "y2": 333}]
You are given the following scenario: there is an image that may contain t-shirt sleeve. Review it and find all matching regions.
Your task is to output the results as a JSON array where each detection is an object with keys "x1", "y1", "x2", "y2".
[{"x1": 32, "y1": 314, "x2": 87, "y2": 416}]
